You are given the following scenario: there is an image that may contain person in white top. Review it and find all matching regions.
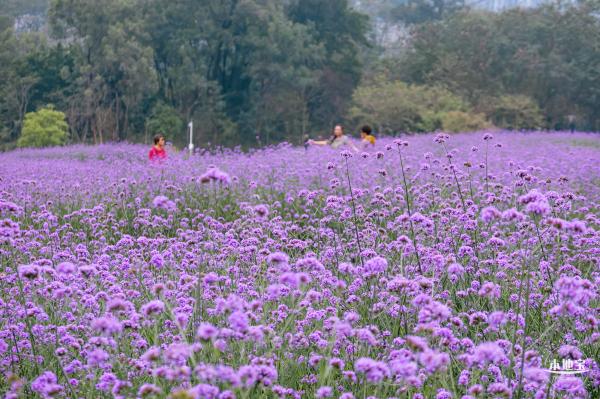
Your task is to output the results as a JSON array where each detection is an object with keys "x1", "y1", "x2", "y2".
[{"x1": 308, "y1": 124, "x2": 359, "y2": 152}]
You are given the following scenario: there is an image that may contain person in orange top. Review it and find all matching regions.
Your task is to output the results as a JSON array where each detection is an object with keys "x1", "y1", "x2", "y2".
[
  {"x1": 360, "y1": 125, "x2": 376, "y2": 148},
  {"x1": 149, "y1": 134, "x2": 167, "y2": 161}
]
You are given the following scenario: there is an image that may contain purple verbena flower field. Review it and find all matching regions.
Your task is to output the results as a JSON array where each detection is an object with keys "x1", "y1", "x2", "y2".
[{"x1": 1, "y1": 132, "x2": 599, "y2": 399}]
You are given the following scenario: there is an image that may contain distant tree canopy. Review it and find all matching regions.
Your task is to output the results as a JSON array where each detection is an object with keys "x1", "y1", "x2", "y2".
[
  {"x1": 0, "y1": 0, "x2": 48, "y2": 17},
  {"x1": 395, "y1": 4, "x2": 600, "y2": 131},
  {"x1": 43, "y1": 0, "x2": 368, "y2": 147},
  {"x1": 1, "y1": 0, "x2": 600, "y2": 150},
  {"x1": 390, "y1": 0, "x2": 466, "y2": 25}
]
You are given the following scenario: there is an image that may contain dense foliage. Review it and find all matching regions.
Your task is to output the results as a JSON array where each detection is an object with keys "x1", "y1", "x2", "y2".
[
  {"x1": 395, "y1": 4, "x2": 600, "y2": 131},
  {"x1": 348, "y1": 79, "x2": 488, "y2": 133},
  {"x1": 1, "y1": 0, "x2": 368, "y2": 149},
  {"x1": 1, "y1": 132, "x2": 599, "y2": 397},
  {"x1": 1, "y1": 0, "x2": 600, "y2": 149}
]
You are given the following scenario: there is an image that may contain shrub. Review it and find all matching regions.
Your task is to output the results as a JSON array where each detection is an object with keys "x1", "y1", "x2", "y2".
[
  {"x1": 349, "y1": 78, "x2": 468, "y2": 134},
  {"x1": 440, "y1": 111, "x2": 489, "y2": 132},
  {"x1": 482, "y1": 95, "x2": 543, "y2": 130},
  {"x1": 145, "y1": 102, "x2": 184, "y2": 142},
  {"x1": 17, "y1": 106, "x2": 68, "y2": 148}
]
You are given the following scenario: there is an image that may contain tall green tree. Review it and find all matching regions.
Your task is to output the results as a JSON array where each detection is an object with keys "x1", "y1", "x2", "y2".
[
  {"x1": 50, "y1": 0, "x2": 157, "y2": 143},
  {"x1": 0, "y1": 16, "x2": 20, "y2": 145},
  {"x1": 241, "y1": 9, "x2": 325, "y2": 144},
  {"x1": 140, "y1": 0, "x2": 326, "y2": 146},
  {"x1": 287, "y1": 0, "x2": 369, "y2": 130},
  {"x1": 0, "y1": 19, "x2": 44, "y2": 147}
]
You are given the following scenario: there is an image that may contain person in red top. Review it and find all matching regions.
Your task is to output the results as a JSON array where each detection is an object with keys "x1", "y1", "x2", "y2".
[{"x1": 149, "y1": 134, "x2": 167, "y2": 161}]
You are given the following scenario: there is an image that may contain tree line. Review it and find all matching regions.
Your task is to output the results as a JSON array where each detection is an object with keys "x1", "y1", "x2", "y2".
[{"x1": 1, "y1": 0, "x2": 599, "y2": 150}]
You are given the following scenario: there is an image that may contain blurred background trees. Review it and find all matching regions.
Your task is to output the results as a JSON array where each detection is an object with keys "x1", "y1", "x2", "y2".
[{"x1": 1, "y1": 0, "x2": 599, "y2": 149}]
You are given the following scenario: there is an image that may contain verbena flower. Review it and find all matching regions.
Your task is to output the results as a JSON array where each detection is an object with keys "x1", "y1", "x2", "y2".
[
  {"x1": 141, "y1": 300, "x2": 165, "y2": 317},
  {"x1": 31, "y1": 371, "x2": 63, "y2": 398},
  {"x1": 553, "y1": 376, "x2": 588, "y2": 399},
  {"x1": 18, "y1": 264, "x2": 39, "y2": 279},
  {"x1": 199, "y1": 167, "x2": 231, "y2": 184}
]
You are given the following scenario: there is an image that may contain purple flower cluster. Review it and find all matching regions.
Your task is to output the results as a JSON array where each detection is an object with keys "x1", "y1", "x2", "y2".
[
  {"x1": 31, "y1": 371, "x2": 63, "y2": 398},
  {"x1": 199, "y1": 166, "x2": 231, "y2": 184},
  {"x1": 152, "y1": 195, "x2": 176, "y2": 212}
]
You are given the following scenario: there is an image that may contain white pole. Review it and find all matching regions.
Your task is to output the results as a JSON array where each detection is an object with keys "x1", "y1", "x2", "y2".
[{"x1": 188, "y1": 121, "x2": 194, "y2": 155}]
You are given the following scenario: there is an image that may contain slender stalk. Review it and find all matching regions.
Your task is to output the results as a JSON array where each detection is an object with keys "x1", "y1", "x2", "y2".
[
  {"x1": 17, "y1": 279, "x2": 41, "y2": 375},
  {"x1": 397, "y1": 145, "x2": 423, "y2": 274},
  {"x1": 56, "y1": 360, "x2": 77, "y2": 399},
  {"x1": 9, "y1": 329, "x2": 24, "y2": 381},
  {"x1": 344, "y1": 157, "x2": 364, "y2": 267},
  {"x1": 508, "y1": 250, "x2": 526, "y2": 380},
  {"x1": 466, "y1": 166, "x2": 475, "y2": 201},
  {"x1": 331, "y1": 223, "x2": 342, "y2": 270},
  {"x1": 534, "y1": 219, "x2": 548, "y2": 262},
  {"x1": 485, "y1": 140, "x2": 489, "y2": 193},
  {"x1": 514, "y1": 259, "x2": 532, "y2": 399},
  {"x1": 442, "y1": 143, "x2": 466, "y2": 210}
]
